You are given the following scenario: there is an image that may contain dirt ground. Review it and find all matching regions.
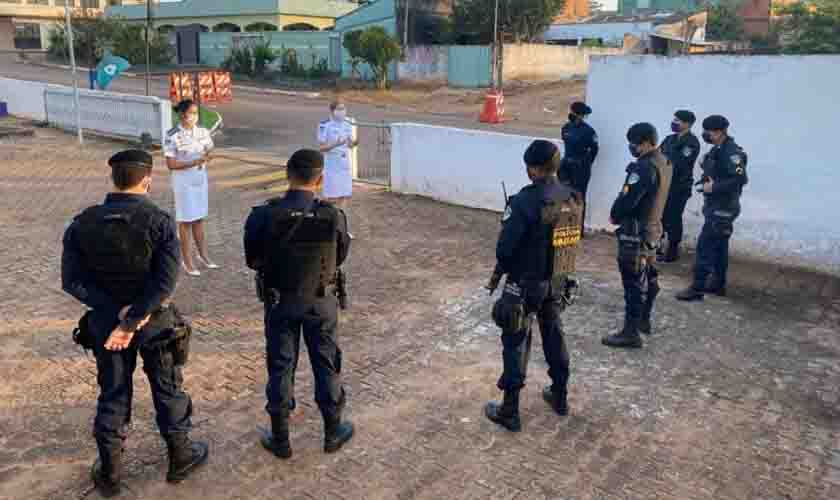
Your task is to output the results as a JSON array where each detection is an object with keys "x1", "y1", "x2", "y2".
[
  {"x1": 327, "y1": 79, "x2": 587, "y2": 127},
  {"x1": 1, "y1": 128, "x2": 839, "y2": 500}
]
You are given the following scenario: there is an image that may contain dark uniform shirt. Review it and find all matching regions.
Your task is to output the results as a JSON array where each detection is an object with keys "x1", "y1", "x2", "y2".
[
  {"x1": 660, "y1": 132, "x2": 700, "y2": 193},
  {"x1": 61, "y1": 193, "x2": 180, "y2": 334},
  {"x1": 610, "y1": 152, "x2": 659, "y2": 232},
  {"x1": 244, "y1": 190, "x2": 351, "y2": 273},
  {"x1": 561, "y1": 120, "x2": 599, "y2": 164},
  {"x1": 700, "y1": 136, "x2": 748, "y2": 215},
  {"x1": 496, "y1": 178, "x2": 575, "y2": 282}
]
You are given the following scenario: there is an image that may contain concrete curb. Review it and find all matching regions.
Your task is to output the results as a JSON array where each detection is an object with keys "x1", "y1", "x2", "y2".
[{"x1": 20, "y1": 61, "x2": 321, "y2": 98}]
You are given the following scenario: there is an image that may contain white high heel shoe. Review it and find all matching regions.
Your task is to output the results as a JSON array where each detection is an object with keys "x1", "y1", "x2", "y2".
[
  {"x1": 182, "y1": 262, "x2": 201, "y2": 277},
  {"x1": 196, "y1": 254, "x2": 220, "y2": 269}
]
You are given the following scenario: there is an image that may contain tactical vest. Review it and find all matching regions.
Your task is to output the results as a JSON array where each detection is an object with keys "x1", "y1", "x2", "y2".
[
  {"x1": 74, "y1": 205, "x2": 155, "y2": 305},
  {"x1": 516, "y1": 185, "x2": 582, "y2": 286},
  {"x1": 262, "y1": 200, "x2": 338, "y2": 298},
  {"x1": 645, "y1": 150, "x2": 673, "y2": 245}
]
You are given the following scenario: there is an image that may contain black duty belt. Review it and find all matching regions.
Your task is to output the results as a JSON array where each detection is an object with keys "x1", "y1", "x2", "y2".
[{"x1": 266, "y1": 285, "x2": 337, "y2": 304}]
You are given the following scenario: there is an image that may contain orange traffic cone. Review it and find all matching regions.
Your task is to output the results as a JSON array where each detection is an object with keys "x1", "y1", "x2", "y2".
[{"x1": 480, "y1": 91, "x2": 505, "y2": 124}]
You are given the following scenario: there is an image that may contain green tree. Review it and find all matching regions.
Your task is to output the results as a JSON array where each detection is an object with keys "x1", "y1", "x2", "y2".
[
  {"x1": 342, "y1": 29, "x2": 365, "y2": 80},
  {"x1": 777, "y1": 0, "x2": 840, "y2": 54},
  {"x1": 706, "y1": 0, "x2": 747, "y2": 42},
  {"x1": 451, "y1": 0, "x2": 567, "y2": 44},
  {"x1": 359, "y1": 26, "x2": 402, "y2": 89},
  {"x1": 48, "y1": 12, "x2": 171, "y2": 66}
]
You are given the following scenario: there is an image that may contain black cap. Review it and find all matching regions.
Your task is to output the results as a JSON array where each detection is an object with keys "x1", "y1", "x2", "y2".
[
  {"x1": 287, "y1": 148, "x2": 324, "y2": 173},
  {"x1": 674, "y1": 110, "x2": 696, "y2": 124},
  {"x1": 626, "y1": 122, "x2": 658, "y2": 145},
  {"x1": 570, "y1": 101, "x2": 592, "y2": 115},
  {"x1": 524, "y1": 140, "x2": 559, "y2": 167},
  {"x1": 108, "y1": 149, "x2": 153, "y2": 169},
  {"x1": 702, "y1": 115, "x2": 730, "y2": 131}
]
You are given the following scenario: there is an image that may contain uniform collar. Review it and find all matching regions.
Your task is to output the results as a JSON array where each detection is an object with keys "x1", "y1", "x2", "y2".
[
  {"x1": 533, "y1": 176, "x2": 558, "y2": 185},
  {"x1": 105, "y1": 192, "x2": 148, "y2": 204},
  {"x1": 284, "y1": 189, "x2": 317, "y2": 202}
]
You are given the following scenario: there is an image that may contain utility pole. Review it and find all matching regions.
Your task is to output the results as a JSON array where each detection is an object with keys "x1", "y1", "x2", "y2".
[
  {"x1": 64, "y1": 0, "x2": 83, "y2": 145},
  {"x1": 403, "y1": 0, "x2": 410, "y2": 48},
  {"x1": 492, "y1": 0, "x2": 499, "y2": 90},
  {"x1": 145, "y1": 0, "x2": 153, "y2": 96}
]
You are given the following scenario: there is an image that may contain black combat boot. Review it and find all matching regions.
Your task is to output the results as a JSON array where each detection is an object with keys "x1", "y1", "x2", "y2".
[
  {"x1": 165, "y1": 433, "x2": 209, "y2": 483},
  {"x1": 676, "y1": 286, "x2": 704, "y2": 301},
  {"x1": 601, "y1": 319, "x2": 643, "y2": 349},
  {"x1": 702, "y1": 277, "x2": 727, "y2": 297},
  {"x1": 640, "y1": 272, "x2": 660, "y2": 336},
  {"x1": 323, "y1": 414, "x2": 355, "y2": 454},
  {"x1": 260, "y1": 415, "x2": 292, "y2": 459},
  {"x1": 542, "y1": 386, "x2": 568, "y2": 416},
  {"x1": 91, "y1": 440, "x2": 122, "y2": 498},
  {"x1": 658, "y1": 242, "x2": 680, "y2": 263},
  {"x1": 484, "y1": 390, "x2": 522, "y2": 432}
]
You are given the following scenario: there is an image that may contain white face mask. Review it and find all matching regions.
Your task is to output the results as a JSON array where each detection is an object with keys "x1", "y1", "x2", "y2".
[{"x1": 333, "y1": 109, "x2": 347, "y2": 121}]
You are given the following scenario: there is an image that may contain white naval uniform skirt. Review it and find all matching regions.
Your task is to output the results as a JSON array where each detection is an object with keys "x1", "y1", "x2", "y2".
[
  {"x1": 172, "y1": 166, "x2": 209, "y2": 223},
  {"x1": 322, "y1": 151, "x2": 353, "y2": 198}
]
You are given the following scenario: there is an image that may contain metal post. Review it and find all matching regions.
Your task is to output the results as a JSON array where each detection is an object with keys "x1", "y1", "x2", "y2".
[
  {"x1": 492, "y1": 0, "x2": 499, "y2": 90},
  {"x1": 145, "y1": 0, "x2": 152, "y2": 96},
  {"x1": 403, "y1": 0, "x2": 410, "y2": 48},
  {"x1": 64, "y1": 1, "x2": 83, "y2": 145}
]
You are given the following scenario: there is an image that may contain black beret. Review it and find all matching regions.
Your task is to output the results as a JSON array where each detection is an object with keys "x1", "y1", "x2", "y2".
[
  {"x1": 626, "y1": 122, "x2": 658, "y2": 145},
  {"x1": 287, "y1": 148, "x2": 324, "y2": 172},
  {"x1": 702, "y1": 115, "x2": 730, "y2": 131},
  {"x1": 674, "y1": 110, "x2": 696, "y2": 124},
  {"x1": 108, "y1": 149, "x2": 153, "y2": 169},
  {"x1": 524, "y1": 140, "x2": 559, "y2": 167},
  {"x1": 570, "y1": 101, "x2": 592, "y2": 115}
]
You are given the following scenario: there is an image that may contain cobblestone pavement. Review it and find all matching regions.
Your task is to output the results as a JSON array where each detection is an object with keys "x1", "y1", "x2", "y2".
[{"x1": 1, "y1": 129, "x2": 839, "y2": 500}]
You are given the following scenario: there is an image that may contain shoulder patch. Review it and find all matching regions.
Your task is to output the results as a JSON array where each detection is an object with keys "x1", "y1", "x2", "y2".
[
  {"x1": 592, "y1": 133, "x2": 598, "y2": 143},
  {"x1": 682, "y1": 146, "x2": 693, "y2": 158},
  {"x1": 627, "y1": 173, "x2": 640, "y2": 185},
  {"x1": 730, "y1": 154, "x2": 742, "y2": 165}
]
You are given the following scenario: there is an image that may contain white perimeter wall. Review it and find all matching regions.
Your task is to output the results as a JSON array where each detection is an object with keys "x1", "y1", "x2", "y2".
[
  {"x1": 390, "y1": 123, "x2": 561, "y2": 212},
  {"x1": 0, "y1": 77, "x2": 171, "y2": 143},
  {"x1": 586, "y1": 55, "x2": 840, "y2": 274}
]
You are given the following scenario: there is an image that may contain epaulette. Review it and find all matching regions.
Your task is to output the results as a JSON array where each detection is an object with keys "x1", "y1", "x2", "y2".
[{"x1": 167, "y1": 127, "x2": 178, "y2": 136}]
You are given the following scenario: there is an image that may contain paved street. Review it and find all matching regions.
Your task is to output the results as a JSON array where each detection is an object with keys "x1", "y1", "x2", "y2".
[{"x1": 1, "y1": 126, "x2": 839, "y2": 500}]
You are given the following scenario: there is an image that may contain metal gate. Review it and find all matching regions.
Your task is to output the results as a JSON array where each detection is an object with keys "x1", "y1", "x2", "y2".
[{"x1": 351, "y1": 119, "x2": 391, "y2": 187}]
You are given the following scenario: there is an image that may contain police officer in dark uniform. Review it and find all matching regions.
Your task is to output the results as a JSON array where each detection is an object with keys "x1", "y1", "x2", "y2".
[
  {"x1": 244, "y1": 149, "x2": 353, "y2": 458},
  {"x1": 561, "y1": 101, "x2": 599, "y2": 237},
  {"x1": 485, "y1": 140, "x2": 583, "y2": 432},
  {"x1": 677, "y1": 115, "x2": 748, "y2": 301},
  {"x1": 602, "y1": 123, "x2": 672, "y2": 349},
  {"x1": 658, "y1": 110, "x2": 701, "y2": 262},
  {"x1": 61, "y1": 150, "x2": 208, "y2": 498}
]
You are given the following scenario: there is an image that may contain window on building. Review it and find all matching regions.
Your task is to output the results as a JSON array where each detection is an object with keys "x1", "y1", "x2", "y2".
[
  {"x1": 81, "y1": 0, "x2": 101, "y2": 8},
  {"x1": 14, "y1": 23, "x2": 43, "y2": 50}
]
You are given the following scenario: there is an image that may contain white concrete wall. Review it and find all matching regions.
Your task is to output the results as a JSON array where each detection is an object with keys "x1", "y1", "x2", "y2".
[
  {"x1": 0, "y1": 76, "x2": 49, "y2": 120},
  {"x1": 586, "y1": 55, "x2": 840, "y2": 274},
  {"x1": 503, "y1": 44, "x2": 623, "y2": 81},
  {"x1": 0, "y1": 77, "x2": 171, "y2": 143},
  {"x1": 390, "y1": 123, "x2": 561, "y2": 212}
]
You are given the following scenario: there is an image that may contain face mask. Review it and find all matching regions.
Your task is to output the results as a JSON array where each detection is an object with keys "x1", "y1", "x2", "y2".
[
  {"x1": 671, "y1": 121, "x2": 682, "y2": 133},
  {"x1": 628, "y1": 143, "x2": 641, "y2": 158},
  {"x1": 702, "y1": 131, "x2": 714, "y2": 144},
  {"x1": 333, "y1": 110, "x2": 347, "y2": 121},
  {"x1": 568, "y1": 113, "x2": 578, "y2": 123}
]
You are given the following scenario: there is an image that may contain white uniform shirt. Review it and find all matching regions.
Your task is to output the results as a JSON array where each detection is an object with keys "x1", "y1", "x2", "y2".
[
  {"x1": 163, "y1": 124, "x2": 214, "y2": 222},
  {"x1": 318, "y1": 119, "x2": 353, "y2": 163}
]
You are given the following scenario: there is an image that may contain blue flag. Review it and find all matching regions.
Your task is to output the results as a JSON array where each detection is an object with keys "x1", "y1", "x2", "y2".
[{"x1": 95, "y1": 56, "x2": 131, "y2": 90}]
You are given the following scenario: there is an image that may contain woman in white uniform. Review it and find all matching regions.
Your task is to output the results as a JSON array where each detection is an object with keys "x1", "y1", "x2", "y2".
[
  {"x1": 164, "y1": 99, "x2": 219, "y2": 276},
  {"x1": 318, "y1": 100, "x2": 358, "y2": 208}
]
